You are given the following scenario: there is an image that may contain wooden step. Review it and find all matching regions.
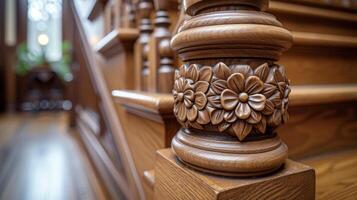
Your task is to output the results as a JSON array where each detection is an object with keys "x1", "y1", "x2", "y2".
[{"x1": 302, "y1": 148, "x2": 357, "y2": 200}]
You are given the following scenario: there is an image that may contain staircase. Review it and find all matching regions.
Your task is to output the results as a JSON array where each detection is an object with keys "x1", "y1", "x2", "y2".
[{"x1": 66, "y1": 0, "x2": 357, "y2": 199}]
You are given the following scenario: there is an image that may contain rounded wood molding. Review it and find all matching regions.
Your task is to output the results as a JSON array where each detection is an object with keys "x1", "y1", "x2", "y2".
[
  {"x1": 171, "y1": 0, "x2": 292, "y2": 177},
  {"x1": 172, "y1": 129, "x2": 288, "y2": 176}
]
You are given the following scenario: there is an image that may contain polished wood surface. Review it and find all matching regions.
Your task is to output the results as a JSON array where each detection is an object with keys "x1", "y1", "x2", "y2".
[
  {"x1": 66, "y1": 0, "x2": 357, "y2": 199},
  {"x1": 303, "y1": 149, "x2": 357, "y2": 200},
  {"x1": 0, "y1": 112, "x2": 104, "y2": 200},
  {"x1": 155, "y1": 149, "x2": 315, "y2": 200}
]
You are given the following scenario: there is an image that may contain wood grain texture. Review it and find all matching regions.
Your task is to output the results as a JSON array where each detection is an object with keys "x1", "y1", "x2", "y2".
[
  {"x1": 303, "y1": 149, "x2": 357, "y2": 200},
  {"x1": 95, "y1": 28, "x2": 139, "y2": 57},
  {"x1": 155, "y1": 149, "x2": 315, "y2": 200}
]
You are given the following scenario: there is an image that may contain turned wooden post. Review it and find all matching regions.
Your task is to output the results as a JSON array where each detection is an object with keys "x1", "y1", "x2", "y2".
[
  {"x1": 171, "y1": 0, "x2": 293, "y2": 176},
  {"x1": 148, "y1": 0, "x2": 175, "y2": 93},
  {"x1": 135, "y1": 0, "x2": 153, "y2": 91}
]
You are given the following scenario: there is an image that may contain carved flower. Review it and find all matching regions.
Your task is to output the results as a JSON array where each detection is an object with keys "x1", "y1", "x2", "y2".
[
  {"x1": 173, "y1": 65, "x2": 211, "y2": 124},
  {"x1": 220, "y1": 71, "x2": 266, "y2": 140},
  {"x1": 264, "y1": 66, "x2": 290, "y2": 127}
]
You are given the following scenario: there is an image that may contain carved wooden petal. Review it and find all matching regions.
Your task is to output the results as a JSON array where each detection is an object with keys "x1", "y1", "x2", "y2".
[
  {"x1": 262, "y1": 99, "x2": 274, "y2": 115},
  {"x1": 254, "y1": 63, "x2": 269, "y2": 82},
  {"x1": 195, "y1": 81, "x2": 209, "y2": 93},
  {"x1": 245, "y1": 76, "x2": 264, "y2": 95},
  {"x1": 207, "y1": 95, "x2": 222, "y2": 109},
  {"x1": 199, "y1": 66, "x2": 212, "y2": 82},
  {"x1": 262, "y1": 83, "x2": 277, "y2": 98},
  {"x1": 274, "y1": 68, "x2": 285, "y2": 83},
  {"x1": 235, "y1": 103, "x2": 251, "y2": 120},
  {"x1": 177, "y1": 103, "x2": 187, "y2": 122},
  {"x1": 254, "y1": 117, "x2": 266, "y2": 133},
  {"x1": 186, "y1": 64, "x2": 199, "y2": 82},
  {"x1": 227, "y1": 73, "x2": 244, "y2": 93},
  {"x1": 196, "y1": 109, "x2": 210, "y2": 125},
  {"x1": 218, "y1": 122, "x2": 231, "y2": 132},
  {"x1": 269, "y1": 92, "x2": 282, "y2": 107},
  {"x1": 210, "y1": 109, "x2": 224, "y2": 125},
  {"x1": 248, "y1": 94, "x2": 266, "y2": 111},
  {"x1": 184, "y1": 98, "x2": 193, "y2": 108},
  {"x1": 224, "y1": 110, "x2": 237, "y2": 123},
  {"x1": 195, "y1": 92, "x2": 207, "y2": 110},
  {"x1": 211, "y1": 79, "x2": 227, "y2": 95},
  {"x1": 213, "y1": 62, "x2": 231, "y2": 80},
  {"x1": 232, "y1": 121, "x2": 252, "y2": 141},
  {"x1": 187, "y1": 106, "x2": 198, "y2": 121},
  {"x1": 232, "y1": 64, "x2": 253, "y2": 78},
  {"x1": 184, "y1": 90, "x2": 194, "y2": 101},
  {"x1": 175, "y1": 77, "x2": 185, "y2": 91},
  {"x1": 221, "y1": 89, "x2": 239, "y2": 110},
  {"x1": 268, "y1": 110, "x2": 282, "y2": 127},
  {"x1": 246, "y1": 110, "x2": 262, "y2": 124}
]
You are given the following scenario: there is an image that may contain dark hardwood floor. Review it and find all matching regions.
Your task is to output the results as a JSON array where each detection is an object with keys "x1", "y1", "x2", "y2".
[{"x1": 0, "y1": 112, "x2": 104, "y2": 200}]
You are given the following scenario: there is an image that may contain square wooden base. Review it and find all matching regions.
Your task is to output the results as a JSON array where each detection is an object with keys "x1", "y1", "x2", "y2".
[{"x1": 155, "y1": 149, "x2": 315, "y2": 200}]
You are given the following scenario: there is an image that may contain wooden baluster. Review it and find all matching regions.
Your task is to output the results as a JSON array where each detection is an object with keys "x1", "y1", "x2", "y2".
[
  {"x1": 127, "y1": 0, "x2": 136, "y2": 28},
  {"x1": 171, "y1": 0, "x2": 292, "y2": 177},
  {"x1": 148, "y1": 0, "x2": 175, "y2": 93},
  {"x1": 154, "y1": 1, "x2": 315, "y2": 199},
  {"x1": 135, "y1": 0, "x2": 153, "y2": 91}
]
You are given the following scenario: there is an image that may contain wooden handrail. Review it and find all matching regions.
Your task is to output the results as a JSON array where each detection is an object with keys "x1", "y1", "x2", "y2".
[{"x1": 69, "y1": 1, "x2": 145, "y2": 199}]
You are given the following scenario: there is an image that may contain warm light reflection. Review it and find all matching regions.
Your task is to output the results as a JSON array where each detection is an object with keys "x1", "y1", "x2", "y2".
[{"x1": 37, "y1": 33, "x2": 49, "y2": 46}]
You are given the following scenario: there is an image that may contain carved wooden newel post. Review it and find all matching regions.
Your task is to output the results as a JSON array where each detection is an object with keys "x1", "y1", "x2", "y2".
[
  {"x1": 155, "y1": 0, "x2": 315, "y2": 199},
  {"x1": 171, "y1": 0, "x2": 291, "y2": 176}
]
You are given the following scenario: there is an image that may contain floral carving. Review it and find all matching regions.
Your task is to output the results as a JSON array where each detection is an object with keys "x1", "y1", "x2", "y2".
[{"x1": 173, "y1": 62, "x2": 290, "y2": 141}]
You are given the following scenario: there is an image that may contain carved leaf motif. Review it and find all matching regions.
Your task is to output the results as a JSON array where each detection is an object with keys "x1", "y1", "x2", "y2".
[
  {"x1": 195, "y1": 81, "x2": 209, "y2": 93},
  {"x1": 218, "y1": 122, "x2": 231, "y2": 132},
  {"x1": 278, "y1": 82, "x2": 286, "y2": 96},
  {"x1": 186, "y1": 64, "x2": 199, "y2": 82},
  {"x1": 235, "y1": 103, "x2": 251, "y2": 120},
  {"x1": 232, "y1": 121, "x2": 252, "y2": 141},
  {"x1": 221, "y1": 89, "x2": 238, "y2": 110},
  {"x1": 187, "y1": 121, "x2": 203, "y2": 130},
  {"x1": 199, "y1": 66, "x2": 212, "y2": 82},
  {"x1": 207, "y1": 95, "x2": 222, "y2": 109},
  {"x1": 267, "y1": 110, "x2": 282, "y2": 127},
  {"x1": 245, "y1": 76, "x2": 264, "y2": 95},
  {"x1": 254, "y1": 63, "x2": 269, "y2": 82},
  {"x1": 269, "y1": 92, "x2": 282, "y2": 107},
  {"x1": 210, "y1": 109, "x2": 224, "y2": 125},
  {"x1": 227, "y1": 73, "x2": 244, "y2": 92},
  {"x1": 213, "y1": 62, "x2": 231, "y2": 80},
  {"x1": 248, "y1": 94, "x2": 266, "y2": 111},
  {"x1": 254, "y1": 117, "x2": 266, "y2": 133},
  {"x1": 224, "y1": 110, "x2": 237, "y2": 123},
  {"x1": 274, "y1": 68, "x2": 285, "y2": 83},
  {"x1": 262, "y1": 83, "x2": 277, "y2": 98},
  {"x1": 187, "y1": 106, "x2": 198, "y2": 121},
  {"x1": 197, "y1": 109, "x2": 210, "y2": 125},
  {"x1": 211, "y1": 79, "x2": 227, "y2": 95},
  {"x1": 231, "y1": 64, "x2": 253, "y2": 78},
  {"x1": 177, "y1": 103, "x2": 187, "y2": 122},
  {"x1": 195, "y1": 92, "x2": 207, "y2": 110},
  {"x1": 246, "y1": 110, "x2": 262, "y2": 124},
  {"x1": 262, "y1": 99, "x2": 274, "y2": 115}
]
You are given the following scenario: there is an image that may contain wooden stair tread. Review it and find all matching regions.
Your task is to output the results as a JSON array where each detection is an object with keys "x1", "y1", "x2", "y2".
[{"x1": 303, "y1": 149, "x2": 357, "y2": 200}]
